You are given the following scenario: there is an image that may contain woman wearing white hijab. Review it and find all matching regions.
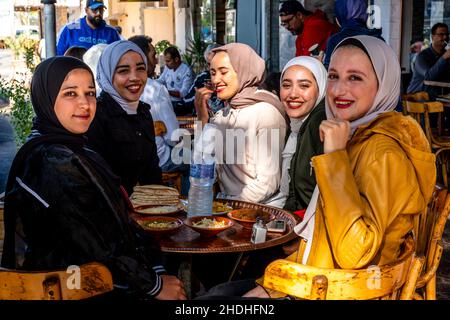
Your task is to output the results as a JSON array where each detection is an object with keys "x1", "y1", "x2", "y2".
[
  {"x1": 87, "y1": 40, "x2": 162, "y2": 195},
  {"x1": 242, "y1": 36, "x2": 436, "y2": 298},
  {"x1": 264, "y1": 56, "x2": 327, "y2": 210}
]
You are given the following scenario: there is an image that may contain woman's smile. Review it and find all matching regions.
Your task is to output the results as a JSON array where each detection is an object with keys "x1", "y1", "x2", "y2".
[{"x1": 334, "y1": 98, "x2": 354, "y2": 109}]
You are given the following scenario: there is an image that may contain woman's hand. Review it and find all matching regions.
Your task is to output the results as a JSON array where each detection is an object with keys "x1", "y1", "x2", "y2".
[
  {"x1": 319, "y1": 119, "x2": 350, "y2": 154},
  {"x1": 155, "y1": 275, "x2": 187, "y2": 300},
  {"x1": 194, "y1": 87, "x2": 213, "y2": 127},
  {"x1": 242, "y1": 285, "x2": 270, "y2": 298}
]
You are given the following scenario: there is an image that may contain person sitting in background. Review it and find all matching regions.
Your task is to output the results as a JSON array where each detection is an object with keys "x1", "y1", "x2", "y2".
[
  {"x1": 129, "y1": 35, "x2": 188, "y2": 175},
  {"x1": 64, "y1": 46, "x2": 88, "y2": 60},
  {"x1": 196, "y1": 43, "x2": 287, "y2": 203},
  {"x1": 83, "y1": 43, "x2": 108, "y2": 95},
  {"x1": 184, "y1": 44, "x2": 224, "y2": 115},
  {"x1": 86, "y1": 41, "x2": 162, "y2": 195},
  {"x1": 1, "y1": 56, "x2": 185, "y2": 300},
  {"x1": 279, "y1": 0, "x2": 337, "y2": 58},
  {"x1": 323, "y1": 0, "x2": 383, "y2": 69},
  {"x1": 264, "y1": 57, "x2": 326, "y2": 211},
  {"x1": 157, "y1": 46, "x2": 195, "y2": 116},
  {"x1": 407, "y1": 22, "x2": 450, "y2": 97}
]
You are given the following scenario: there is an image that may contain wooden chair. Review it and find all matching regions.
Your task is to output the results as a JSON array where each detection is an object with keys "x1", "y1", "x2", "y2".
[
  {"x1": 414, "y1": 185, "x2": 450, "y2": 300},
  {"x1": 154, "y1": 120, "x2": 183, "y2": 193},
  {"x1": 0, "y1": 262, "x2": 113, "y2": 300},
  {"x1": 262, "y1": 236, "x2": 423, "y2": 300},
  {"x1": 402, "y1": 91, "x2": 430, "y2": 116},
  {"x1": 406, "y1": 100, "x2": 450, "y2": 186}
]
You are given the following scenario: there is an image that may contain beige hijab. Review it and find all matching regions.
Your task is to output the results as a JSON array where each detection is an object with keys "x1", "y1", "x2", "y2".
[
  {"x1": 211, "y1": 43, "x2": 285, "y2": 117},
  {"x1": 295, "y1": 36, "x2": 401, "y2": 263}
]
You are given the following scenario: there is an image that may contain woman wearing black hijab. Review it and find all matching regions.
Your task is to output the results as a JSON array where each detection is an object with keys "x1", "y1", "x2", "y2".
[{"x1": 1, "y1": 57, "x2": 185, "y2": 300}]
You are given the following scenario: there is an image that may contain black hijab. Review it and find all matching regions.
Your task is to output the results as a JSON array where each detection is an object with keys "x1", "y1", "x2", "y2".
[{"x1": 2, "y1": 57, "x2": 127, "y2": 268}]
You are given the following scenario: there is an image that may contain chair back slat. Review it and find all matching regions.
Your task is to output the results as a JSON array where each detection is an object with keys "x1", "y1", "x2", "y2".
[{"x1": 0, "y1": 262, "x2": 113, "y2": 300}]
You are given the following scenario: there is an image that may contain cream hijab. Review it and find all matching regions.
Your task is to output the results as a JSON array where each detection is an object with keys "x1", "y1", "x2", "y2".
[{"x1": 295, "y1": 36, "x2": 401, "y2": 263}]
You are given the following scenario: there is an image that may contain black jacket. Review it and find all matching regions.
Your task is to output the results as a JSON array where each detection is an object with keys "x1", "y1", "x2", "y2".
[
  {"x1": 284, "y1": 102, "x2": 325, "y2": 211},
  {"x1": 87, "y1": 92, "x2": 162, "y2": 195},
  {"x1": 1, "y1": 143, "x2": 165, "y2": 298}
]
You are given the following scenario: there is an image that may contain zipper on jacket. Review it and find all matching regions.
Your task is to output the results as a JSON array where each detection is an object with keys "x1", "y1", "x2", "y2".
[{"x1": 310, "y1": 160, "x2": 314, "y2": 176}]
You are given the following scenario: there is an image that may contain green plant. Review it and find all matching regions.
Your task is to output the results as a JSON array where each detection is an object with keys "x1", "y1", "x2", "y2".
[
  {"x1": 0, "y1": 74, "x2": 34, "y2": 146},
  {"x1": 185, "y1": 32, "x2": 209, "y2": 73},
  {"x1": 4, "y1": 35, "x2": 39, "y2": 71},
  {"x1": 155, "y1": 40, "x2": 175, "y2": 55}
]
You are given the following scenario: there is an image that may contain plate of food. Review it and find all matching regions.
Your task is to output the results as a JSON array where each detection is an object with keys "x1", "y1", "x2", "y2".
[
  {"x1": 184, "y1": 216, "x2": 234, "y2": 238},
  {"x1": 227, "y1": 208, "x2": 274, "y2": 229},
  {"x1": 179, "y1": 200, "x2": 233, "y2": 215},
  {"x1": 133, "y1": 203, "x2": 183, "y2": 215},
  {"x1": 134, "y1": 216, "x2": 183, "y2": 235}
]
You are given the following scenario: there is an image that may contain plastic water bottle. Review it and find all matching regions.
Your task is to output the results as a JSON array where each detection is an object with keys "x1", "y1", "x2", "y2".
[
  {"x1": 187, "y1": 162, "x2": 215, "y2": 217},
  {"x1": 187, "y1": 123, "x2": 216, "y2": 217}
]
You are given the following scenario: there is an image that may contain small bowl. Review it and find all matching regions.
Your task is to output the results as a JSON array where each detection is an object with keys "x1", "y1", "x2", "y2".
[
  {"x1": 227, "y1": 209, "x2": 274, "y2": 229},
  {"x1": 184, "y1": 216, "x2": 234, "y2": 238},
  {"x1": 134, "y1": 216, "x2": 183, "y2": 236}
]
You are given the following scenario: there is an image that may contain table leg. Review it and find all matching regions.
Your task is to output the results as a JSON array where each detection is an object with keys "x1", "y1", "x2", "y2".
[
  {"x1": 228, "y1": 252, "x2": 244, "y2": 282},
  {"x1": 178, "y1": 254, "x2": 193, "y2": 299}
]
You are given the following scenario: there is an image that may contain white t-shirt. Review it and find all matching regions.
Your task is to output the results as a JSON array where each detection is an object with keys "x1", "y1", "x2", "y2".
[
  {"x1": 140, "y1": 79, "x2": 179, "y2": 166},
  {"x1": 157, "y1": 63, "x2": 195, "y2": 102}
]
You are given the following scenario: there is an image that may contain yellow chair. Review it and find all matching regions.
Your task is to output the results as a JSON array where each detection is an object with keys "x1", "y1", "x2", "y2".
[
  {"x1": 0, "y1": 262, "x2": 113, "y2": 300},
  {"x1": 262, "y1": 236, "x2": 423, "y2": 300},
  {"x1": 414, "y1": 185, "x2": 450, "y2": 300},
  {"x1": 406, "y1": 100, "x2": 450, "y2": 186},
  {"x1": 402, "y1": 91, "x2": 430, "y2": 116}
]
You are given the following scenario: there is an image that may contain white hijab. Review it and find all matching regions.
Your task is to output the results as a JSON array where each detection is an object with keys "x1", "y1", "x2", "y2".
[
  {"x1": 295, "y1": 36, "x2": 401, "y2": 263},
  {"x1": 275, "y1": 57, "x2": 327, "y2": 205}
]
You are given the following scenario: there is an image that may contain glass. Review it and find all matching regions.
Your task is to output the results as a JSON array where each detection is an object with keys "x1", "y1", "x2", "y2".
[{"x1": 280, "y1": 15, "x2": 295, "y2": 27}]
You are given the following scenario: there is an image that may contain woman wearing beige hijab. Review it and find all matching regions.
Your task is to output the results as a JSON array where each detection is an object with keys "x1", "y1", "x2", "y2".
[
  {"x1": 198, "y1": 36, "x2": 436, "y2": 299},
  {"x1": 196, "y1": 43, "x2": 287, "y2": 203}
]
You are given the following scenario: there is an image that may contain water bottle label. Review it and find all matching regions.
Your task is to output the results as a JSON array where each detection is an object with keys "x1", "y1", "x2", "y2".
[{"x1": 190, "y1": 163, "x2": 215, "y2": 179}]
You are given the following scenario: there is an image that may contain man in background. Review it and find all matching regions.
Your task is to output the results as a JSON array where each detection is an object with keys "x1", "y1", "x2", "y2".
[
  {"x1": 408, "y1": 23, "x2": 450, "y2": 97},
  {"x1": 56, "y1": 0, "x2": 120, "y2": 56},
  {"x1": 157, "y1": 47, "x2": 195, "y2": 116},
  {"x1": 279, "y1": 0, "x2": 337, "y2": 58}
]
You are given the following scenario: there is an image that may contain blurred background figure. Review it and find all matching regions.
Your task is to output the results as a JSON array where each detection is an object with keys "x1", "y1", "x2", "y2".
[
  {"x1": 64, "y1": 46, "x2": 88, "y2": 60},
  {"x1": 0, "y1": 116, "x2": 17, "y2": 194},
  {"x1": 83, "y1": 43, "x2": 108, "y2": 95},
  {"x1": 323, "y1": 0, "x2": 383, "y2": 69}
]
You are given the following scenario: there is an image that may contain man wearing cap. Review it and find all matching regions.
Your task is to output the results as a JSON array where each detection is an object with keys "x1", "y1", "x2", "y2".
[
  {"x1": 279, "y1": 0, "x2": 337, "y2": 57},
  {"x1": 56, "y1": 0, "x2": 121, "y2": 56}
]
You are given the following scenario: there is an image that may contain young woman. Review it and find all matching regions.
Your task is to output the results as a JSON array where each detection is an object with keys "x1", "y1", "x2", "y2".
[
  {"x1": 200, "y1": 36, "x2": 436, "y2": 299},
  {"x1": 196, "y1": 43, "x2": 287, "y2": 203},
  {"x1": 87, "y1": 40, "x2": 162, "y2": 195},
  {"x1": 264, "y1": 56, "x2": 327, "y2": 210},
  {"x1": 1, "y1": 57, "x2": 185, "y2": 300}
]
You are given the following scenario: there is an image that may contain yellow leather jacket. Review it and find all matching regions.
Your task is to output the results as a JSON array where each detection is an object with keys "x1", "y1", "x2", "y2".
[{"x1": 259, "y1": 112, "x2": 436, "y2": 294}]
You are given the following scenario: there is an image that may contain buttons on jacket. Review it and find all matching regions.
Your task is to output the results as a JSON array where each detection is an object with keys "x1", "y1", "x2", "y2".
[{"x1": 136, "y1": 131, "x2": 142, "y2": 137}]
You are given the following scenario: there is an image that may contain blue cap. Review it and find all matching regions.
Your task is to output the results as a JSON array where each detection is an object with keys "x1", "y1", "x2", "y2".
[{"x1": 86, "y1": 0, "x2": 106, "y2": 10}]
